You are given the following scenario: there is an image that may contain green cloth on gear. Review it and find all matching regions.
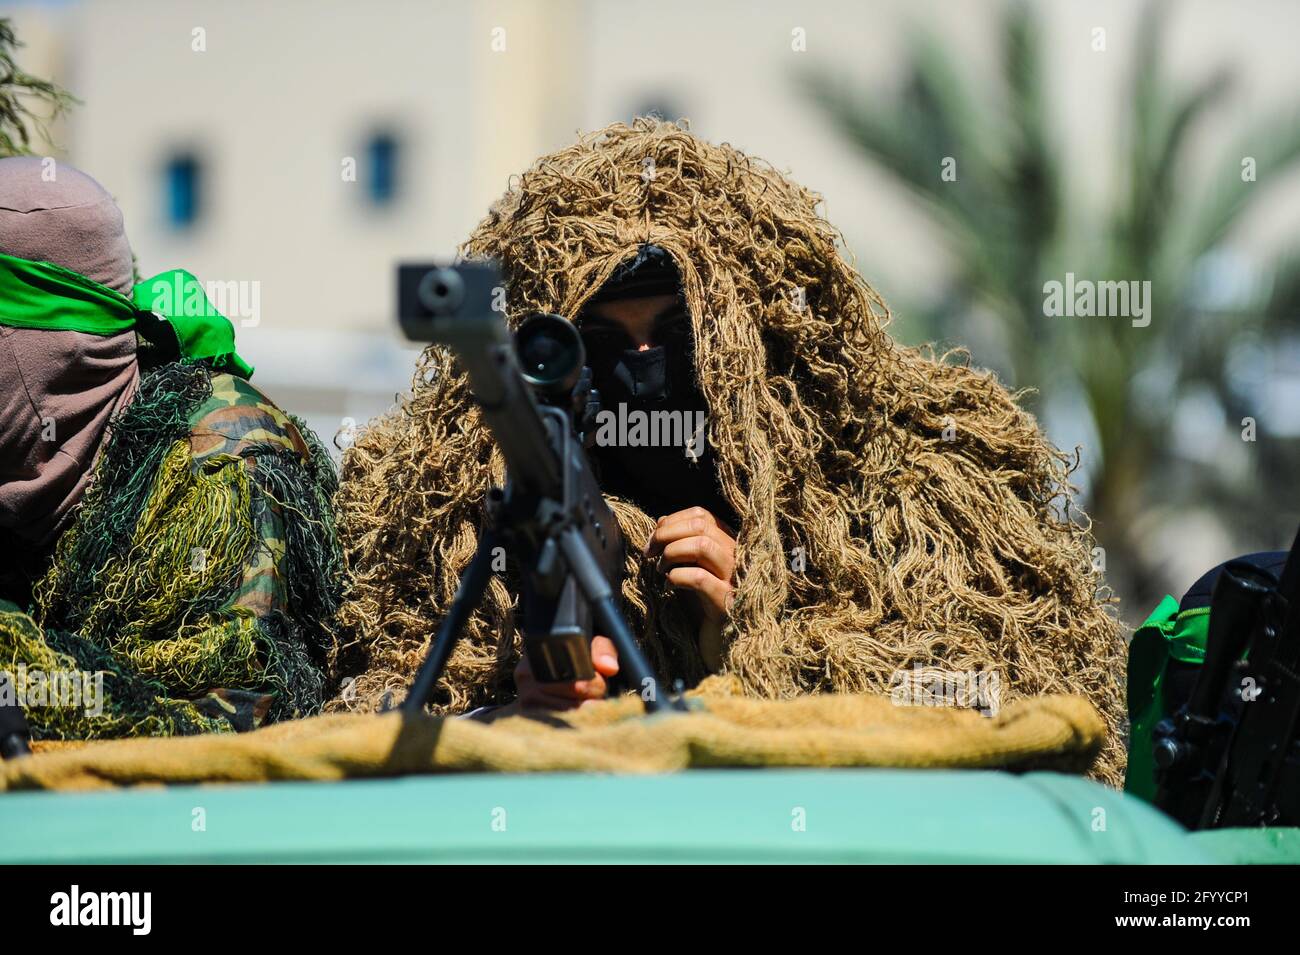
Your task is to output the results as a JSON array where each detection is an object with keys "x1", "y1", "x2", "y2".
[
  {"x1": 0, "y1": 361, "x2": 342, "y2": 740},
  {"x1": 0, "y1": 250, "x2": 253, "y2": 378},
  {"x1": 1124, "y1": 594, "x2": 1211, "y2": 802}
]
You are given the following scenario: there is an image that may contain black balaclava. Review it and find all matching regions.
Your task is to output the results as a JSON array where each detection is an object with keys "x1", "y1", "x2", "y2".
[{"x1": 579, "y1": 245, "x2": 737, "y2": 528}]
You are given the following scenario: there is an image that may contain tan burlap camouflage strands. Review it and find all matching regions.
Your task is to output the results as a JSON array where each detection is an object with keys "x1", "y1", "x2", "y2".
[
  {"x1": 328, "y1": 119, "x2": 1128, "y2": 786},
  {"x1": 2, "y1": 680, "x2": 1105, "y2": 791}
]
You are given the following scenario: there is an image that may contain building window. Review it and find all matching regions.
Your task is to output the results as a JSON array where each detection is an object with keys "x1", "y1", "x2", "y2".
[
  {"x1": 164, "y1": 153, "x2": 202, "y2": 229},
  {"x1": 366, "y1": 131, "x2": 400, "y2": 206}
]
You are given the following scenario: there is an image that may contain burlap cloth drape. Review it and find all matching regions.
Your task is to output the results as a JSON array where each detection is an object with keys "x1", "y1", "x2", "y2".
[{"x1": 2, "y1": 679, "x2": 1103, "y2": 792}]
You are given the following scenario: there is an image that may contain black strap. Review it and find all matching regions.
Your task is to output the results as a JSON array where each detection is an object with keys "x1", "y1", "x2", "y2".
[
  {"x1": 1180, "y1": 550, "x2": 1288, "y2": 611},
  {"x1": 0, "y1": 671, "x2": 32, "y2": 759}
]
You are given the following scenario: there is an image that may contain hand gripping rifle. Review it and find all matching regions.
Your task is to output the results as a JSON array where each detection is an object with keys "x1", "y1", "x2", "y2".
[
  {"x1": 396, "y1": 261, "x2": 684, "y2": 715},
  {"x1": 1153, "y1": 525, "x2": 1300, "y2": 828}
]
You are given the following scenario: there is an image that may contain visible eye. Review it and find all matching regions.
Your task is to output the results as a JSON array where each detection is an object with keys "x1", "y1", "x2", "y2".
[
  {"x1": 653, "y1": 306, "x2": 692, "y2": 349},
  {"x1": 579, "y1": 319, "x2": 633, "y2": 365}
]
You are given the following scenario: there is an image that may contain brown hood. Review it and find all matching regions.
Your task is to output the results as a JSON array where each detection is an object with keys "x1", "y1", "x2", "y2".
[
  {"x1": 0, "y1": 156, "x2": 139, "y2": 547},
  {"x1": 0, "y1": 328, "x2": 138, "y2": 546},
  {"x1": 332, "y1": 119, "x2": 1126, "y2": 785}
]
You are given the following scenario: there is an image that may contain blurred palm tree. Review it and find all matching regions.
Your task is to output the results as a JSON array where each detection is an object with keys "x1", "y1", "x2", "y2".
[
  {"x1": 800, "y1": 0, "x2": 1300, "y2": 615},
  {"x1": 0, "y1": 17, "x2": 76, "y2": 156}
]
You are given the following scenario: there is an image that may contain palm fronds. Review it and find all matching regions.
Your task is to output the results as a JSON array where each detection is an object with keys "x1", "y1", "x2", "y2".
[{"x1": 0, "y1": 18, "x2": 77, "y2": 157}]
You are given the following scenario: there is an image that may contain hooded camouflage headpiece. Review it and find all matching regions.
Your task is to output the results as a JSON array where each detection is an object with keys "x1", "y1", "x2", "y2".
[{"x1": 332, "y1": 119, "x2": 1126, "y2": 785}]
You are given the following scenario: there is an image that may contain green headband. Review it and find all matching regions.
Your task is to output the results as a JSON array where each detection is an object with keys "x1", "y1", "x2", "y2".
[{"x1": 0, "y1": 250, "x2": 253, "y2": 379}]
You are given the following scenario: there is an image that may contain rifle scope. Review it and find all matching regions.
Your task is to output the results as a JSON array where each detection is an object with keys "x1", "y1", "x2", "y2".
[{"x1": 515, "y1": 312, "x2": 585, "y2": 398}]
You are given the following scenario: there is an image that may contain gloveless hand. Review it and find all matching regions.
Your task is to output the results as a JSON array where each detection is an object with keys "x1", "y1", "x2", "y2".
[{"x1": 643, "y1": 506, "x2": 737, "y2": 668}]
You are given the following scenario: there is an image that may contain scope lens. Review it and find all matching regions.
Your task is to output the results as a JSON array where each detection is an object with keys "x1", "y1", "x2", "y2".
[{"x1": 516, "y1": 313, "x2": 584, "y2": 393}]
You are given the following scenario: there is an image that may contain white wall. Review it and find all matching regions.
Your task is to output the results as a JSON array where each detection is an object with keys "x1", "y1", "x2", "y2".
[{"x1": 11, "y1": 0, "x2": 1300, "y2": 460}]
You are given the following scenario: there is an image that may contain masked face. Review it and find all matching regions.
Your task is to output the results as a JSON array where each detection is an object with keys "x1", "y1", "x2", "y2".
[
  {"x1": 579, "y1": 293, "x2": 735, "y2": 526},
  {"x1": 0, "y1": 327, "x2": 139, "y2": 546}
]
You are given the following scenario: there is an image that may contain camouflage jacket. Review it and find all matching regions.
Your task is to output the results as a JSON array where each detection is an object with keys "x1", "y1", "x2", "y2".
[{"x1": 1, "y1": 361, "x2": 342, "y2": 739}]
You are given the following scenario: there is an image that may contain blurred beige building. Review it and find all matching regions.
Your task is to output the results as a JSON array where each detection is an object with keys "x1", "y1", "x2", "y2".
[
  {"x1": 11, "y1": 0, "x2": 946, "y2": 448},
  {"x1": 10, "y1": 0, "x2": 1300, "y2": 588}
]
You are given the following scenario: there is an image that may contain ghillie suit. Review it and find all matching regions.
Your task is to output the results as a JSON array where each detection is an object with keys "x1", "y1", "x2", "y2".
[
  {"x1": 0, "y1": 368, "x2": 342, "y2": 739},
  {"x1": 332, "y1": 119, "x2": 1127, "y2": 785},
  {"x1": 0, "y1": 154, "x2": 341, "y2": 740}
]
